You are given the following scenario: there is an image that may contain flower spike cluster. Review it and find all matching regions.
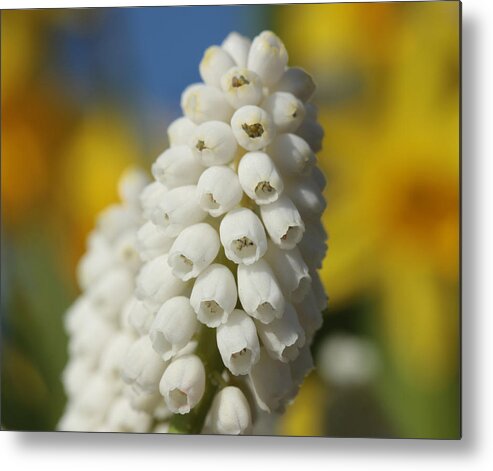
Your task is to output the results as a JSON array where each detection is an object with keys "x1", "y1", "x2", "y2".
[{"x1": 60, "y1": 30, "x2": 328, "y2": 435}]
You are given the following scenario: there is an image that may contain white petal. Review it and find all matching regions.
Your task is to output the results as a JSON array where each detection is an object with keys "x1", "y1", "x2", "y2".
[
  {"x1": 151, "y1": 146, "x2": 204, "y2": 188},
  {"x1": 140, "y1": 181, "x2": 168, "y2": 220},
  {"x1": 159, "y1": 354, "x2": 205, "y2": 414},
  {"x1": 296, "y1": 115, "x2": 324, "y2": 153},
  {"x1": 231, "y1": 105, "x2": 276, "y2": 151},
  {"x1": 294, "y1": 289, "x2": 323, "y2": 341},
  {"x1": 123, "y1": 296, "x2": 156, "y2": 335},
  {"x1": 247, "y1": 31, "x2": 288, "y2": 87},
  {"x1": 237, "y1": 259, "x2": 285, "y2": 324},
  {"x1": 273, "y1": 67, "x2": 316, "y2": 102},
  {"x1": 199, "y1": 45, "x2": 236, "y2": 88},
  {"x1": 260, "y1": 195, "x2": 305, "y2": 249},
  {"x1": 168, "y1": 223, "x2": 220, "y2": 281},
  {"x1": 216, "y1": 309, "x2": 260, "y2": 376},
  {"x1": 268, "y1": 133, "x2": 315, "y2": 177},
  {"x1": 255, "y1": 303, "x2": 305, "y2": 362},
  {"x1": 286, "y1": 175, "x2": 326, "y2": 220},
  {"x1": 189, "y1": 121, "x2": 237, "y2": 166},
  {"x1": 136, "y1": 221, "x2": 175, "y2": 262},
  {"x1": 190, "y1": 263, "x2": 237, "y2": 327},
  {"x1": 208, "y1": 386, "x2": 252, "y2": 435},
  {"x1": 181, "y1": 83, "x2": 233, "y2": 124},
  {"x1": 222, "y1": 32, "x2": 251, "y2": 67},
  {"x1": 167, "y1": 117, "x2": 197, "y2": 147},
  {"x1": 219, "y1": 207, "x2": 267, "y2": 265},
  {"x1": 151, "y1": 185, "x2": 207, "y2": 237},
  {"x1": 149, "y1": 296, "x2": 198, "y2": 361},
  {"x1": 220, "y1": 67, "x2": 263, "y2": 109},
  {"x1": 118, "y1": 168, "x2": 150, "y2": 208},
  {"x1": 262, "y1": 92, "x2": 305, "y2": 134},
  {"x1": 237, "y1": 151, "x2": 284, "y2": 205},
  {"x1": 196, "y1": 166, "x2": 243, "y2": 217}
]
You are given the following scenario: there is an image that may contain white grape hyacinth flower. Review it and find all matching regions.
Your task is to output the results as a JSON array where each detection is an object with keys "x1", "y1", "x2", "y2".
[{"x1": 60, "y1": 30, "x2": 327, "y2": 435}]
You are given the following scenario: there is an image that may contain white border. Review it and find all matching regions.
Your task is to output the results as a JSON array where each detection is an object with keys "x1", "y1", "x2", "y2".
[{"x1": 2, "y1": 1, "x2": 493, "y2": 470}]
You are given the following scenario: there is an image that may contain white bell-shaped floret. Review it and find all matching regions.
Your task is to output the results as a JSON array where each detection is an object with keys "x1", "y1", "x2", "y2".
[
  {"x1": 262, "y1": 92, "x2": 305, "y2": 134},
  {"x1": 151, "y1": 146, "x2": 204, "y2": 188},
  {"x1": 87, "y1": 267, "x2": 134, "y2": 321},
  {"x1": 136, "y1": 221, "x2": 174, "y2": 262},
  {"x1": 273, "y1": 67, "x2": 316, "y2": 102},
  {"x1": 222, "y1": 32, "x2": 251, "y2": 68},
  {"x1": 189, "y1": 121, "x2": 238, "y2": 166},
  {"x1": 237, "y1": 259, "x2": 285, "y2": 324},
  {"x1": 264, "y1": 242, "x2": 311, "y2": 302},
  {"x1": 311, "y1": 165, "x2": 327, "y2": 191},
  {"x1": 140, "y1": 181, "x2": 168, "y2": 220},
  {"x1": 122, "y1": 296, "x2": 155, "y2": 335},
  {"x1": 167, "y1": 116, "x2": 197, "y2": 147},
  {"x1": 136, "y1": 254, "x2": 189, "y2": 305},
  {"x1": 231, "y1": 105, "x2": 276, "y2": 151},
  {"x1": 260, "y1": 195, "x2": 305, "y2": 249},
  {"x1": 268, "y1": 133, "x2": 315, "y2": 177},
  {"x1": 196, "y1": 166, "x2": 243, "y2": 217},
  {"x1": 294, "y1": 289, "x2": 323, "y2": 341},
  {"x1": 286, "y1": 176, "x2": 326, "y2": 220},
  {"x1": 76, "y1": 242, "x2": 115, "y2": 290},
  {"x1": 122, "y1": 336, "x2": 167, "y2": 394},
  {"x1": 216, "y1": 309, "x2": 260, "y2": 376},
  {"x1": 159, "y1": 354, "x2": 206, "y2": 414},
  {"x1": 199, "y1": 45, "x2": 236, "y2": 88},
  {"x1": 220, "y1": 67, "x2": 263, "y2": 109},
  {"x1": 255, "y1": 303, "x2": 305, "y2": 363},
  {"x1": 99, "y1": 331, "x2": 135, "y2": 378},
  {"x1": 167, "y1": 223, "x2": 220, "y2": 281},
  {"x1": 114, "y1": 229, "x2": 141, "y2": 271},
  {"x1": 181, "y1": 83, "x2": 233, "y2": 124},
  {"x1": 237, "y1": 151, "x2": 284, "y2": 205},
  {"x1": 310, "y1": 268, "x2": 328, "y2": 311},
  {"x1": 298, "y1": 229, "x2": 327, "y2": 270},
  {"x1": 190, "y1": 263, "x2": 237, "y2": 328},
  {"x1": 61, "y1": 357, "x2": 94, "y2": 398},
  {"x1": 219, "y1": 207, "x2": 267, "y2": 265},
  {"x1": 149, "y1": 296, "x2": 198, "y2": 361},
  {"x1": 208, "y1": 386, "x2": 252, "y2": 435},
  {"x1": 296, "y1": 114, "x2": 324, "y2": 153},
  {"x1": 123, "y1": 385, "x2": 164, "y2": 415},
  {"x1": 104, "y1": 396, "x2": 152, "y2": 433},
  {"x1": 118, "y1": 168, "x2": 150, "y2": 208},
  {"x1": 247, "y1": 31, "x2": 288, "y2": 87},
  {"x1": 150, "y1": 185, "x2": 207, "y2": 238},
  {"x1": 286, "y1": 342, "x2": 315, "y2": 403},
  {"x1": 248, "y1": 348, "x2": 292, "y2": 413},
  {"x1": 96, "y1": 205, "x2": 141, "y2": 243}
]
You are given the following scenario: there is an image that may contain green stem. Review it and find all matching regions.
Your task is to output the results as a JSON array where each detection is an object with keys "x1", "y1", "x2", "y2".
[{"x1": 168, "y1": 325, "x2": 224, "y2": 434}]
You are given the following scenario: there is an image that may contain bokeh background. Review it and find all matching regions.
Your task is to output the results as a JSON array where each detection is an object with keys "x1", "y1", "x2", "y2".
[{"x1": 1, "y1": 2, "x2": 460, "y2": 438}]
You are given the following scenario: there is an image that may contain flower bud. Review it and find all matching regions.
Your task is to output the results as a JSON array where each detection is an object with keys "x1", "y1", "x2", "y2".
[
  {"x1": 294, "y1": 290, "x2": 323, "y2": 340},
  {"x1": 256, "y1": 303, "x2": 305, "y2": 362},
  {"x1": 150, "y1": 185, "x2": 207, "y2": 237},
  {"x1": 286, "y1": 342, "x2": 314, "y2": 402},
  {"x1": 237, "y1": 259, "x2": 285, "y2": 324},
  {"x1": 114, "y1": 230, "x2": 141, "y2": 271},
  {"x1": 136, "y1": 254, "x2": 189, "y2": 305},
  {"x1": 136, "y1": 221, "x2": 174, "y2": 262},
  {"x1": 105, "y1": 396, "x2": 152, "y2": 433},
  {"x1": 189, "y1": 121, "x2": 238, "y2": 166},
  {"x1": 124, "y1": 385, "x2": 163, "y2": 414},
  {"x1": 167, "y1": 116, "x2": 197, "y2": 147},
  {"x1": 274, "y1": 67, "x2": 316, "y2": 102},
  {"x1": 268, "y1": 133, "x2": 315, "y2": 177},
  {"x1": 77, "y1": 242, "x2": 115, "y2": 290},
  {"x1": 87, "y1": 267, "x2": 134, "y2": 321},
  {"x1": 159, "y1": 354, "x2": 206, "y2": 414},
  {"x1": 123, "y1": 296, "x2": 156, "y2": 335},
  {"x1": 196, "y1": 166, "x2": 243, "y2": 217},
  {"x1": 149, "y1": 296, "x2": 198, "y2": 361},
  {"x1": 118, "y1": 168, "x2": 150, "y2": 208},
  {"x1": 216, "y1": 309, "x2": 260, "y2": 376},
  {"x1": 220, "y1": 67, "x2": 263, "y2": 109},
  {"x1": 248, "y1": 348, "x2": 292, "y2": 413},
  {"x1": 208, "y1": 386, "x2": 252, "y2": 435},
  {"x1": 247, "y1": 31, "x2": 288, "y2": 87},
  {"x1": 237, "y1": 151, "x2": 284, "y2": 205},
  {"x1": 231, "y1": 105, "x2": 276, "y2": 151},
  {"x1": 168, "y1": 223, "x2": 220, "y2": 281},
  {"x1": 140, "y1": 181, "x2": 168, "y2": 220},
  {"x1": 260, "y1": 195, "x2": 305, "y2": 249},
  {"x1": 264, "y1": 242, "x2": 311, "y2": 302},
  {"x1": 262, "y1": 92, "x2": 305, "y2": 134},
  {"x1": 122, "y1": 336, "x2": 167, "y2": 394},
  {"x1": 199, "y1": 45, "x2": 236, "y2": 88},
  {"x1": 286, "y1": 176, "x2": 326, "y2": 220},
  {"x1": 219, "y1": 207, "x2": 267, "y2": 265},
  {"x1": 190, "y1": 263, "x2": 237, "y2": 327},
  {"x1": 96, "y1": 205, "x2": 141, "y2": 243},
  {"x1": 181, "y1": 83, "x2": 233, "y2": 124},
  {"x1": 310, "y1": 268, "x2": 329, "y2": 311},
  {"x1": 222, "y1": 32, "x2": 251, "y2": 68},
  {"x1": 62, "y1": 357, "x2": 94, "y2": 398},
  {"x1": 100, "y1": 331, "x2": 135, "y2": 378},
  {"x1": 151, "y1": 146, "x2": 204, "y2": 188},
  {"x1": 311, "y1": 165, "x2": 327, "y2": 191}
]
